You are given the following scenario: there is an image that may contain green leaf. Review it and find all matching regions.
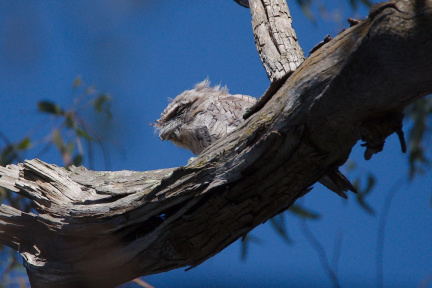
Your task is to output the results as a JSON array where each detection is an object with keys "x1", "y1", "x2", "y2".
[
  {"x1": 405, "y1": 97, "x2": 432, "y2": 179},
  {"x1": 269, "y1": 214, "x2": 293, "y2": 244},
  {"x1": 346, "y1": 161, "x2": 356, "y2": 171},
  {"x1": 359, "y1": 0, "x2": 373, "y2": 7},
  {"x1": 289, "y1": 204, "x2": 321, "y2": 219},
  {"x1": 94, "y1": 94, "x2": 111, "y2": 112},
  {"x1": 75, "y1": 128, "x2": 92, "y2": 141},
  {"x1": 17, "y1": 137, "x2": 31, "y2": 150},
  {"x1": 65, "y1": 114, "x2": 74, "y2": 128},
  {"x1": 85, "y1": 85, "x2": 96, "y2": 95},
  {"x1": 72, "y1": 154, "x2": 83, "y2": 166},
  {"x1": 73, "y1": 75, "x2": 82, "y2": 89},
  {"x1": 65, "y1": 141, "x2": 75, "y2": 155},
  {"x1": 93, "y1": 94, "x2": 112, "y2": 119},
  {"x1": 240, "y1": 234, "x2": 261, "y2": 260},
  {"x1": 52, "y1": 129, "x2": 64, "y2": 151},
  {"x1": 38, "y1": 101, "x2": 64, "y2": 115},
  {"x1": 355, "y1": 174, "x2": 376, "y2": 215},
  {"x1": 357, "y1": 195, "x2": 375, "y2": 215},
  {"x1": 0, "y1": 145, "x2": 16, "y2": 166},
  {"x1": 362, "y1": 174, "x2": 375, "y2": 196}
]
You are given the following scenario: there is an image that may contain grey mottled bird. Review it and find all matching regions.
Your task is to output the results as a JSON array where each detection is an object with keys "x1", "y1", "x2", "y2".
[
  {"x1": 153, "y1": 79, "x2": 255, "y2": 155},
  {"x1": 154, "y1": 79, "x2": 356, "y2": 199}
]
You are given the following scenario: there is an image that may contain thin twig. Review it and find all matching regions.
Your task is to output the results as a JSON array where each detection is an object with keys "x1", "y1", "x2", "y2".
[
  {"x1": 79, "y1": 119, "x2": 111, "y2": 170},
  {"x1": 331, "y1": 229, "x2": 344, "y2": 275},
  {"x1": 300, "y1": 219, "x2": 340, "y2": 288},
  {"x1": 376, "y1": 177, "x2": 406, "y2": 288},
  {"x1": 0, "y1": 131, "x2": 24, "y2": 163}
]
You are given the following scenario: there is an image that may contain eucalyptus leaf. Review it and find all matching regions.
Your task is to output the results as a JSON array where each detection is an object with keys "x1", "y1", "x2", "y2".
[
  {"x1": 38, "y1": 101, "x2": 64, "y2": 115},
  {"x1": 289, "y1": 204, "x2": 320, "y2": 219}
]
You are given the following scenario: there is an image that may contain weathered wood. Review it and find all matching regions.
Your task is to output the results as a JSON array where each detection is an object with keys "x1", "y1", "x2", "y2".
[
  {"x1": 249, "y1": 0, "x2": 305, "y2": 81},
  {"x1": 0, "y1": 0, "x2": 431, "y2": 287},
  {"x1": 243, "y1": 0, "x2": 306, "y2": 117}
]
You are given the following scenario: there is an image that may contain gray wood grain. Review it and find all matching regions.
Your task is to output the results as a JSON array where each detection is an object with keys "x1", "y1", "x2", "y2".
[{"x1": 249, "y1": 0, "x2": 305, "y2": 82}]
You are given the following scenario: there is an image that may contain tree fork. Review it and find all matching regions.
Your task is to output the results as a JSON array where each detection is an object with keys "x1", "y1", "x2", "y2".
[{"x1": 0, "y1": 0, "x2": 431, "y2": 287}]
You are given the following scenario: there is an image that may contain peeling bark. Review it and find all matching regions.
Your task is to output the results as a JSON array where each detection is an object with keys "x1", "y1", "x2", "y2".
[{"x1": 0, "y1": 0, "x2": 431, "y2": 287}]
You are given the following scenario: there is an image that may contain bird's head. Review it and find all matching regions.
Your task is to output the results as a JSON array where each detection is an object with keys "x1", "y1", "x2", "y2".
[
  {"x1": 153, "y1": 91, "x2": 198, "y2": 143},
  {"x1": 152, "y1": 79, "x2": 230, "y2": 154}
]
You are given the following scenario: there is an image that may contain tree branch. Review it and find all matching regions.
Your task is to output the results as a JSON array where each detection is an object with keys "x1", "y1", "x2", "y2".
[
  {"x1": 243, "y1": 0, "x2": 305, "y2": 118},
  {"x1": 249, "y1": 0, "x2": 305, "y2": 81},
  {"x1": 0, "y1": 0, "x2": 431, "y2": 287}
]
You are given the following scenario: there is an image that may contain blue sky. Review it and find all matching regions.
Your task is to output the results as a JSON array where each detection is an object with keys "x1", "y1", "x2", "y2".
[{"x1": 1, "y1": 1, "x2": 431, "y2": 287}]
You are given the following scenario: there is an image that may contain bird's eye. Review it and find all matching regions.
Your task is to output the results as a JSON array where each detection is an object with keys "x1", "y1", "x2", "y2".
[
  {"x1": 176, "y1": 106, "x2": 188, "y2": 115},
  {"x1": 163, "y1": 105, "x2": 187, "y2": 122}
]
